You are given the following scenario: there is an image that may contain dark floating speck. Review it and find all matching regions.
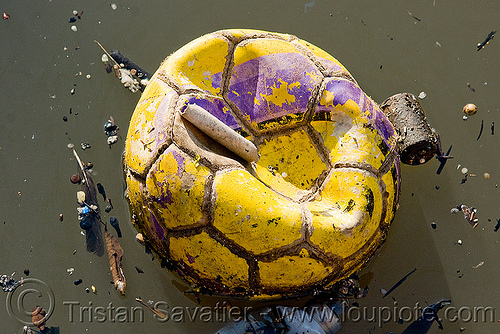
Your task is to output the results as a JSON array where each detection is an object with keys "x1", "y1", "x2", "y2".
[
  {"x1": 69, "y1": 17, "x2": 76, "y2": 23},
  {"x1": 63, "y1": 116, "x2": 68, "y2": 122},
  {"x1": 431, "y1": 222, "x2": 437, "y2": 229},
  {"x1": 74, "y1": 279, "x2": 83, "y2": 285},
  {"x1": 24, "y1": 268, "x2": 30, "y2": 276}
]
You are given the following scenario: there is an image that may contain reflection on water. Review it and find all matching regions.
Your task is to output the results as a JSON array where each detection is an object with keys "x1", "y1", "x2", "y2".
[{"x1": 1, "y1": 1, "x2": 499, "y2": 333}]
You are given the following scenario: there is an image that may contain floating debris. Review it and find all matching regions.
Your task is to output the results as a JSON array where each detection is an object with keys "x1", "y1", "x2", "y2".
[
  {"x1": 472, "y1": 261, "x2": 484, "y2": 269},
  {"x1": 70, "y1": 87, "x2": 76, "y2": 95},
  {"x1": 71, "y1": 25, "x2": 77, "y2": 32},
  {"x1": 135, "y1": 233, "x2": 145, "y2": 244},
  {"x1": 0, "y1": 274, "x2": 19, "y2": 292},
  {"x1": 492, "y1": 122, "x2": 495, "y2": 135},
  {"x1": 104, "y1": 116, "x2": 119, "y2": 146},
  {"x1": 2, "y1": 12, "x2": 10, "y2": 20},
  {"x1": 70, "y1": 174, "x2": 81, "y2": 184},
  {"x1": 466, "y1": 82, "x2": 476, "y2": 92},
  {"x1": 23, "y1": 326, "x2": 36, "y2": 334},
  {"x1": 31, "y1": 306, "x2": 47, "y2": 331},
  {"x1": 418, "y1": 91, "x2": 426, "y2": 99},
  {"x1": 135, "y1": 266, "x2": 144, "y2": 274},
  {"x1": 91, "y1": 285, "x2": 97, "y2": 294},
  {"x1": 71, "y1": 146, "x2": 105, "y2": 256},
  {"x1": 459, "y1": 204, "x2": 478, "y2": 228},
  {"x1": 461, "y1": 167, "x2": 468, "y2": 174},
  {"x1": 431, "y1": 222, "x2": 437, "y2": 229},
  {"x1": 24, "y1": 268, "x2": 30, "y2": 276},
  {"x1": 95, "y1": 40, "x2": 151, "y2": 92},
  {"x1": 456, "y1": 239, "x2": 463, "y2": 245},
  {"x1": 484, "y1": 172, "x2": 491, "y2": 179},
  {"x1": 63, "y1": 116, "x2": 68, "y2": 122},
  {"x1": 67, "y1": 268, "x2": 74, "y2": 275},
  {"x1": 477, "y1": 120, "x2": 484, "y2": 140},
  {"x1": 80, "y1": 142, "x2": 91, "y2": 150},
  {"x1": 494, "y1": 219, "x2": 500, "y2": 232},
  {"x1": 110, "y1": 3, "x2": 118, "y2": 10},
  {"x1": 59, "y1": 213, "x2": 64, "y2": 222},
  {"x1": 105, "y1": 199, "x2": 113, "y2": 213},
  {"x1": 463, "y1": 103, "x2": 477, "y2": 115},
  {"x1": 406, "y1": 9, "x2": 421, "y2": 21},
  {"x1": 69, "y1": 17, "x2": 76, "y2": 23},
  {"x1": 135, "y1": 298, "x2": 167, "y2": 319},
  {"x1": 105, "y1": 230, "x2": 126, "y2": 295},
  {"x1": 73, "y1": 279, "x2": 83, "y2": 285},
  {"x1": 477, "y1": 30, "x2": 496, "y2": 51}
]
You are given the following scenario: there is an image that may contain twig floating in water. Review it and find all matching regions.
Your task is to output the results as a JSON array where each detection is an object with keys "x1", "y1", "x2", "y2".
[
  {"x1": 135, "y1": 297, "x2": 167, "y2": 319},
  {"x1": 466, "y1": 82, "x2": 476, "y2": 92},
  {"x1": 492, "y1": 122, "x2": 495, "y2": 135},
  {"x1": 477, "y1": 31, "x2": 496, "y2": 51},
  {"x1": 105, "y1": 230, "x2": 126, "y2": 295},
  {"x1": 406, "y1": 10, "x2": 421, "y2": 21},
  {"x1": 383, "y1": 268, "x2": 417, "y2": 298},
  {"x1": 477, "y1": 120, "x2": 484, "y2": 140}
]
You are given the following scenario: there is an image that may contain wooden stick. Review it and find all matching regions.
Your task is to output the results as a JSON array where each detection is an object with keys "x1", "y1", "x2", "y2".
[
  {"x1": 135, "y1": 298, "x2": 167, "y2": 319},
  {"x1": 94, "y1": 40, "x2": 120, "y2": 67}
]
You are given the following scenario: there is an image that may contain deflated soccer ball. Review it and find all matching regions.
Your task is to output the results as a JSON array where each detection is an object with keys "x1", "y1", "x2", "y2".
[{"x1": 124, "y1": 29, "x2": 400, "y2": 299}]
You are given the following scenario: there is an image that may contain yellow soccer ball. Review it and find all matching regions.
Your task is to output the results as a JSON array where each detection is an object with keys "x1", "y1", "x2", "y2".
[{"x1": 124, "y1": 29, "x2": 400, "y2": 299}]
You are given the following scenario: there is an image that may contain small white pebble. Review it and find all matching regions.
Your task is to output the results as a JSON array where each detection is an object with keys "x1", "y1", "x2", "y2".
[
  {"x1": 418, "y1": 91, "x2": 427, "y2": 99},
  {"x1": 450, "y1": 207, "x2": 459, "y2": 214},
  {"x1": 101, "y1": 54, "x2": 109, "y2": 63},
  {"x1": 281, "y1": 172, "x2": 287, "y2": 178},
  {"x1": 461, "y1": 167, "x2": 468, "y2": 174},
  {"x1": 86, "y1": 74, "x2": 91, "y2": 79},
  {"x1": 462, "y1": 115, "x2": 468, "y2": 121},
  {"x1": 457, "y1": 239, "x2": 463, "y2": 245},
  {"x1": 72, "y1": 10, "x2": 78, "y2": 15},
  {"x1": 111, "y1": 3, "x2": 117, "y2": 10},
  {"x1": 484, "y1": 172, "x2": 491, "y2": 179},
  {"x1": 71, "y1": 25, "x2": 77, "y2": 32}
]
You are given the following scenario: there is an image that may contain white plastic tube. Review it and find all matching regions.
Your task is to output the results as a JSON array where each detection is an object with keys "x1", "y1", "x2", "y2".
[{"x1": 180, "y1": 104, "x2": 259, "y2": 162}]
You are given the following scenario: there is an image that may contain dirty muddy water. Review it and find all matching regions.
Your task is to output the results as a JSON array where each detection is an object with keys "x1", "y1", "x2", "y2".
[{"x1": 1, "y1": 1, "x2": 500, "y2": 333}]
